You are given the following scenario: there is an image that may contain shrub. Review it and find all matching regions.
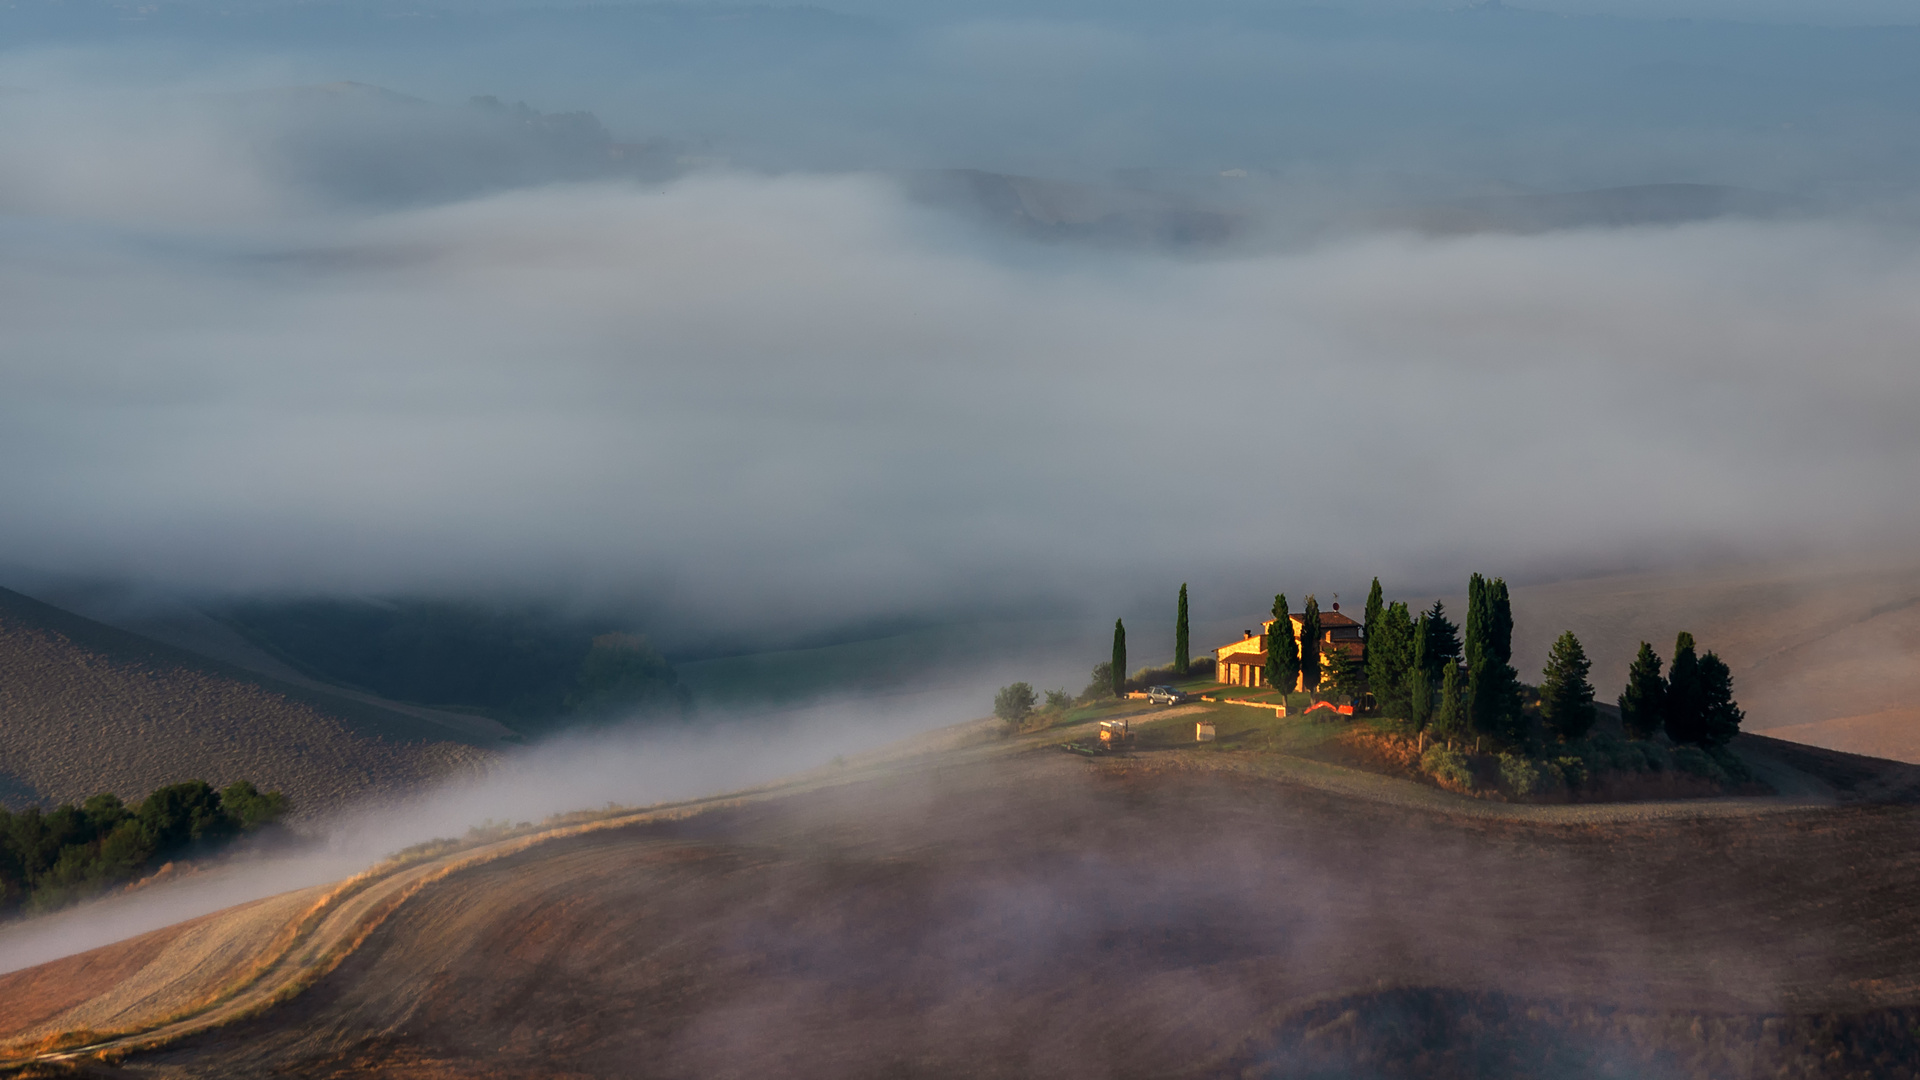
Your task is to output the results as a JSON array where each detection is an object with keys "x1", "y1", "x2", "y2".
[
  {"x1": 1553, "y1": 756, "x2": 1589, "y2": 791},
  {"x1": 1498, "y1": 753, "x2": 1563, "y2": 798},
  {"x1": 1671, "y1": 744, "x2": 1729, "y2": 784},
  {"x1": 1421, "y1": 744, "x2": 1477, "y2": 790},
  {"x1": 1043, "y1": 688, "x2": 1073, "y2": 712}
]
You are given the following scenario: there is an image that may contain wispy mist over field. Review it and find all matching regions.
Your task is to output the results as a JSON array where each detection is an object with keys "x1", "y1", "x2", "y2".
[
  {"x1": 3, "y1": 0, "x2": 1920, "y2": 637},
  {"x1": 0, "y1": 684, "x2": 988, "y2": 973}
]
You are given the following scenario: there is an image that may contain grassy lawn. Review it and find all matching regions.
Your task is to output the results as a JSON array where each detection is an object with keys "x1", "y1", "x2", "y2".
[{"x1": 1130, "y1": 703, "x2": 1348, "y2": 755}]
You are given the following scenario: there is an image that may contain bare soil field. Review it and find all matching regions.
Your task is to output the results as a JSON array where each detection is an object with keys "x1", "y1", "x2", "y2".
[
  {"x1": 0, "y1": 587, "x2": 496, "y2": 816},
  {"x1": 8, "y1": 716, "x2": 1920, "y2": 1080}
]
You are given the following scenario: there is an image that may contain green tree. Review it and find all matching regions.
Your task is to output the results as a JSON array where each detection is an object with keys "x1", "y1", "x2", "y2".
[
  {"x1": 1664, "y1": 632, "x2": 1704, "y2": 744},
  {"x1": 1082, "y1": 661, "x2": 1115, "y2": 701},
  {"x1": 1539, "y1": 631, "x2": 1597, "y2": 742},
  {"x1": 1327, "y1": 645, "x2": 1367, "y2": 701},
  {"x1": 993, "y1": 682, "x2": 1037, "y2": 729},
  {"x1": 1490, "y1": 578, "x2": 1515, "y2": 665},
  {"x1": 220, "y1": 781, "x2": 288, "y2": 829},
  {"x1": 1619, "y1": 642, "x2": 1666, "y2": 741},
  {"x1": 138, "y1": 781, "x2": 234, "y2": 856},
  {"x1": 1409, "y1": 613, "x2": 1433, "y2": 729},
  {"x1": 1363, "y1": 578, "x2": 1385, "y2": 646},
  {"x1": 1433, "y1": 662, "x2": 1468, "y2": 741},
  {"x1": 1465, "y1": 574, "x2": 1490, "y2": 672},
  {"x1": 1043, "y1": 688, "x2": 1073, "y2": 711},
  {"x1": 1175, "y1": 584, "x2": 1191, "y2": 676},
  {"x1": 1469, "y1": 659, "x2": 1527, "y2": 745},
  {"x1": 1367, "y1": 601, "x2": 1415, "y2": 717},
  {"x1": 1463, "y1": 573, "x2": 1523, "y2": 746},
  {"x1": 1697, "y1": 651, "x2": 1744, "y2": 748},
  {"x1": 1423, "y1": 601, "x2": 1461, "y2": 676},
  {"x1": 1299, "y1": 595, "x2": 1322, "y2": 692},
  {"x1": 1111, "y1": 619, "x2": 1127, "y2": 698},
  {"x1": 1266, "y1": 594, "x2": 1298, "y2": 693}
]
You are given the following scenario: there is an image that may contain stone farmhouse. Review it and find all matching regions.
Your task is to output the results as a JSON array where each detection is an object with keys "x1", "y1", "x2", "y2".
[{"x1": 1215, "y1": 603, "x2": 1364, "y2": 692}]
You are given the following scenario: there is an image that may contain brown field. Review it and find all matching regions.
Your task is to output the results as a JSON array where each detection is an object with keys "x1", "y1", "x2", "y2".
[
  {"x1": 8, "y1": 707, "x2": 1920, "y2": 1080},
  {"x1": 0, "y1": 586, "x2": 498, "y2": 816},
  {"x1": 1421, "y1": 554, "x2": 1920, "y2": 762}
]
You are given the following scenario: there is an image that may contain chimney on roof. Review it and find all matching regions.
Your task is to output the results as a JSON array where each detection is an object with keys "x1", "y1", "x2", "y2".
[{"x1": 1332, "y1": 601, "x2": 1340, "y2": 612}]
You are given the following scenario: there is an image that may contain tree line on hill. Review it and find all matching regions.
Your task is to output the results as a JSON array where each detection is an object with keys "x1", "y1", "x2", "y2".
[
  {"x1": 1335, "y1": 574, "x2": 1742, "y2": 753},
  {"x1": 0, "y1": 780, "x2": 288, "y2": 917},
  {"x1": 1155, "y1": 574, "x2": 1743, "y2": 756}
]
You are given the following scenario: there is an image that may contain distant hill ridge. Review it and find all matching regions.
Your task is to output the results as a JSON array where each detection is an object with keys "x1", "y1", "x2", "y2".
[{"x1": 0, "y1": 587, "x2": 495, "y2": 816}]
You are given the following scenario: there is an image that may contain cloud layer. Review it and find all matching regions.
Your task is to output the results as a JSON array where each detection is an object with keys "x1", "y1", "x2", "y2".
[{"x1": 3, "y1": 104, "x2": 1920, "y2": 631}]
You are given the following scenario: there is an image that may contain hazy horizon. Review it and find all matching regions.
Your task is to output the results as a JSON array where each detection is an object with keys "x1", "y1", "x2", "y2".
[{"x1": 5, "y1": 0, "x2": 1919, "y2": 646}]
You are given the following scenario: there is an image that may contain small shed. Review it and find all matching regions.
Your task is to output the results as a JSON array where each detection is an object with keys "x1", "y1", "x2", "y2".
[{"x1": 1195, "y1": 720, "x2": 1216, "y2": 742}]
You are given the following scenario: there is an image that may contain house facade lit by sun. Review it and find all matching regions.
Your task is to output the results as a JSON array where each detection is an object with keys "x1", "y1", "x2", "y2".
[{"x1": 1215, "y1": 603, "x2": 1364, "y2": 691}]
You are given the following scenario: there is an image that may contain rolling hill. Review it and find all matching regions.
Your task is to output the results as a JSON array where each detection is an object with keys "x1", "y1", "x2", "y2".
[
  {"x1": 7, "y1": 706, "x2": 1920, "y2": 1079},
  {"x1": 0, "y1": 587, "x2": 502, "y2": 817}
]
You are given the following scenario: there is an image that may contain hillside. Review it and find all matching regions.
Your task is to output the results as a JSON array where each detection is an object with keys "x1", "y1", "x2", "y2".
[
  {"x1": 7, "y1": 708, "x2": 1920, "y2": 1078},
  {"x1": 0, "y1": 587, "x2": 500, "y2": 817}
]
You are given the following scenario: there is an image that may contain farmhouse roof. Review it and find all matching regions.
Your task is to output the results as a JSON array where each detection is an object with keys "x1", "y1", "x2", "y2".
[{"x1": 1219, "y1": 651, "x2": 1268, "y2": 666}]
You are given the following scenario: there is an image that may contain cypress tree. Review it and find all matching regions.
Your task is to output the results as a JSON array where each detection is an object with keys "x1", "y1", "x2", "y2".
[
  {"x1": 1464, "y1": 573, "x2": 1522, "y2": 745},
  {"x1": 1619, "y1": 642, "x2": 1666, "y2": 741},
  {"x1": 1464, "y1": 574, "x2": 1489, "y2": 672},
  {"x1": 1539, "y1": 630, "x2": 1597, "y2": 742},
  {"x1": 1409, "y1": 613, "x2": 1433, "y2": 729},
  {"x1": 1299, "y1": 595, "x2": 1322, "y2": 692},
  {"x1": 1367, "y1": 601, "x2": 1415, "y2": 718},
  {"x1": 1490, "y1": 578, "x2": 1514, "y2": 666},
  {"x1": 1111, "y1": 619, "x2": 1127, "y2": 698},
  {"x1": 1175, "y1": 584, "x2": 1190, "y2": 676},
  {"x1": 1363, "y1": 578, "x2": 1385, "y2": 645},
  {"x1": 1664, "y1": 631, "x2": 1703, "y2": 744},
  {"x1": 1267, "y1": 594, "x2": 1299, "y2": 693},
  {"x1": 1469, "y1": 657, "x2": 1526, "y2": 745},
  {"x1": 1697, "y1": 651, "x2": 1744, "y2": 747},
  {"x1": 1434, "y1": 662, "x2": 1467, "y2": 741}
]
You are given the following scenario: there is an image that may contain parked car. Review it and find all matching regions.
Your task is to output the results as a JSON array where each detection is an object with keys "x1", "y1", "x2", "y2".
[{"x1": 1146, "y1": 685, "x2": 1186, "y2": 706}]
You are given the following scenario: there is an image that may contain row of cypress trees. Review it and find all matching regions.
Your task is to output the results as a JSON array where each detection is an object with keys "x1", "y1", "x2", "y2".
[{"x1": 1355, "y1": 575, "x2": 1743, "y2": 750}]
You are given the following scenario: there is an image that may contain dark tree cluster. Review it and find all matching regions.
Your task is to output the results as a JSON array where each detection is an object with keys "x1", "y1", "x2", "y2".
[
  {"x1": 1618, "y1": 632, "x2": 1744, "y2": 747},
  {"x1": 0, "y1": 780, "x2": 287, "y2": 917}
]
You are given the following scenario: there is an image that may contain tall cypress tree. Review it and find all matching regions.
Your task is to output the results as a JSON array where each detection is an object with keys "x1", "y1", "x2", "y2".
[
  {"x1": 1299, "y1": 595, "x2": 1322, "y2": 692},
  {"x1": 1539, "y1": 631, "x2": 1596, "y2": 742},
  {"x1": 1619, "y1": 642, "x2": 1666, "y2": 741},
  {"x1": 1490, "y1": 578, "x2": 1514, "y2": 666},
  {"x1": 1175, "y1": 584, "x2": 1190, "y2": 676},
  {"x1": 1697, "y1": 651, "x2": 1744, "y2": 748},
  {"x1": 1363, "y1": 578, "x2": 1385, "y2": 645},
  {"x1": 1464, "y1": 572, "x2": 1522, "y2": 745},
  {"x1": 1664, "y1": 631, "x2": 1702, "y2": 745},
  {"x1": 1267, "y1": 594, "x2": 1299, "y2": 693},
  {"x1": 1111, "y1": 619, "x2": 1128, "y2": 699},
  {"x1": 1409, "y1": 613, "x2": 1433, "y2": 729},
  {"x1": 1465, "y1": 574, "x2": 1489, "y2": 672},
  {"x1": 1366, "y1": 601, "x2": 1414, "y2": 718},
  {"x1": 1434, "y1": 661, "x2": 1467, "y2": 741}
]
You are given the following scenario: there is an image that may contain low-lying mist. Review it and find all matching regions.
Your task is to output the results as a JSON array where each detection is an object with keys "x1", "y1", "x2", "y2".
[{"x1": 0, "y1": 682, "x2": 1005, "y2": 974}]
